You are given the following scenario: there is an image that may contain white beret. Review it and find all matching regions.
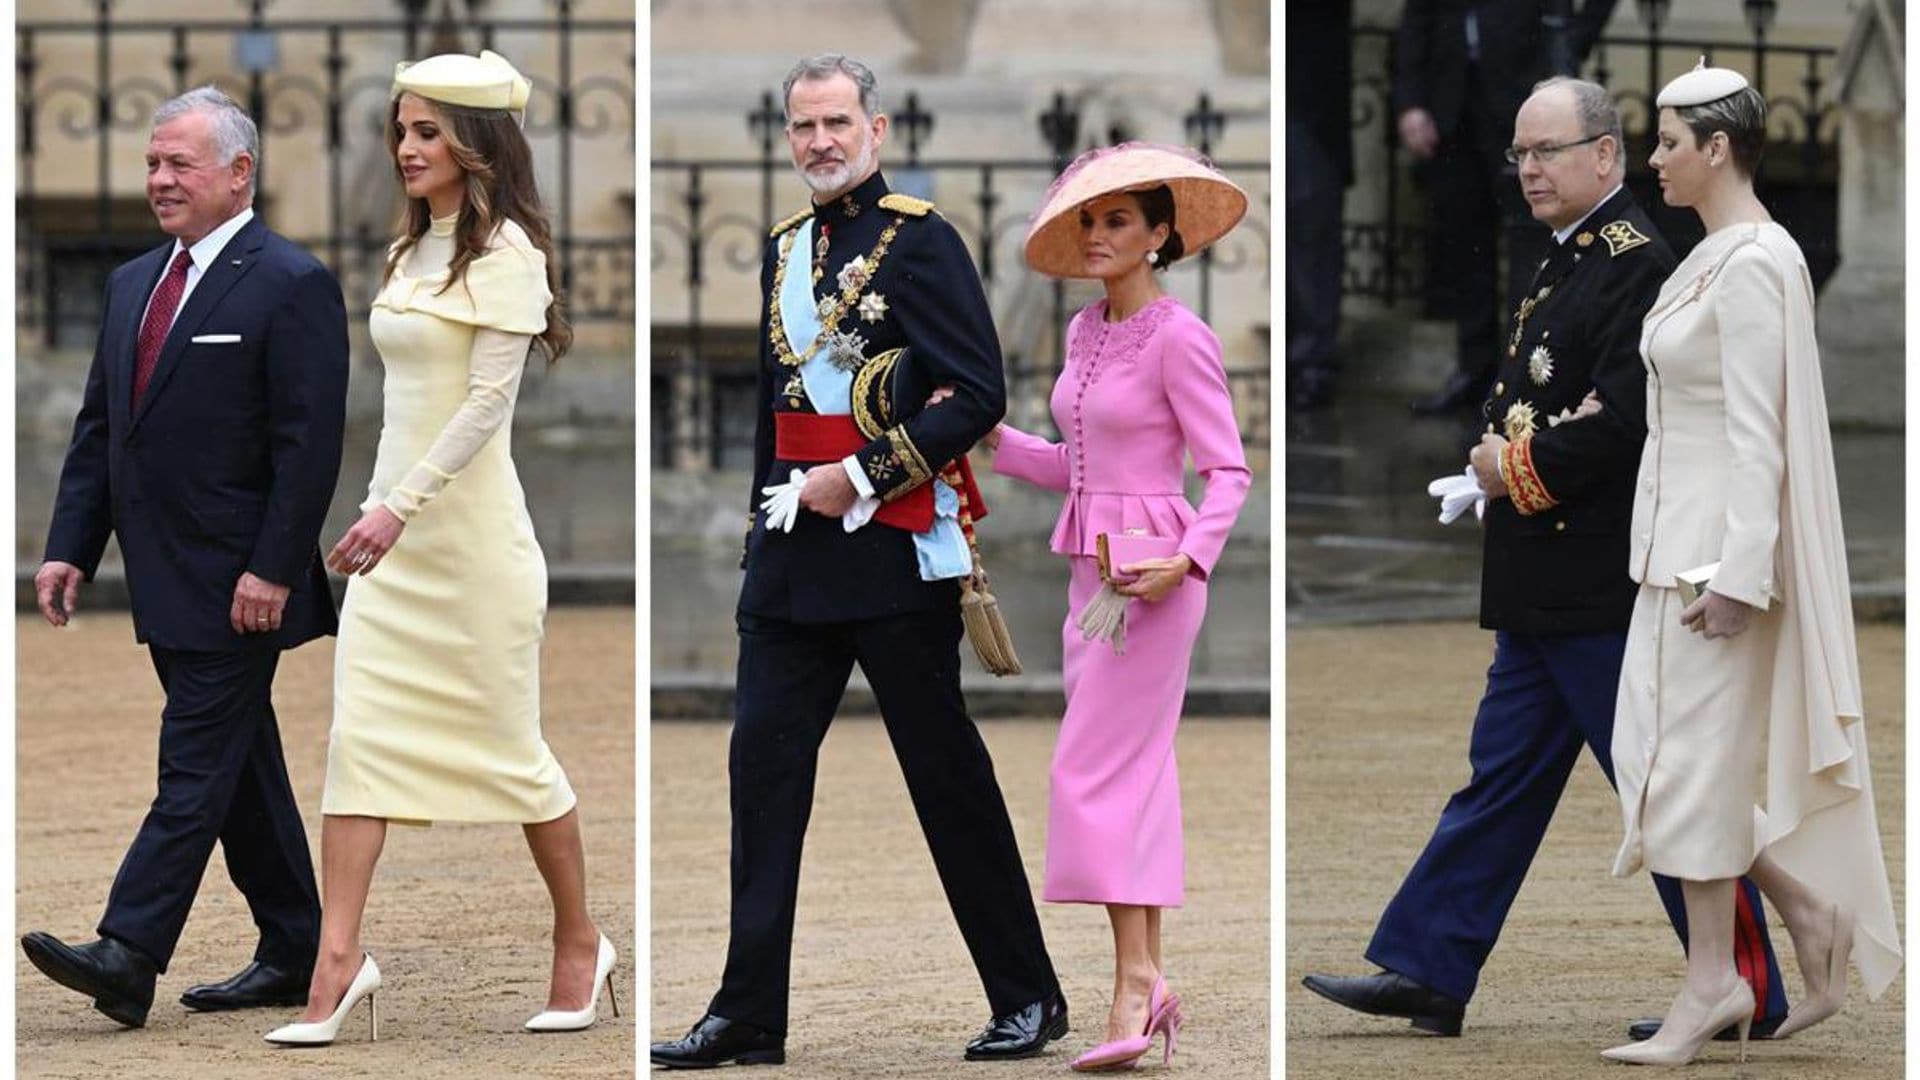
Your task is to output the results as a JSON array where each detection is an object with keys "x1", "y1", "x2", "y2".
[
  {"x1": 392, "y1": 49, "x2": 531, "y2": 113},
  {"x1": 1656, "y1": 58, "x2": 1750, "y2": 108}
]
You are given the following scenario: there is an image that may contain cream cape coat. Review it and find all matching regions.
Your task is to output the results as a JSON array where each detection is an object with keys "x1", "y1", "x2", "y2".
[{"x1": 1612, "y1": 222, "x2": 1898, "y2": 998}]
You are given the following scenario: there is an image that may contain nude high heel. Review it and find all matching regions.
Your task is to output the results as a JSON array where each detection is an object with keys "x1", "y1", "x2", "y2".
[
  {"x1": 524, "y1": 934, "x2": 619, "y2": 1032},
  {"x1": 1773, "y1": 904, "x2": 1855, "y2": 1039},
  {"x1": 1600, "y1": 980, "x2": 1754, "y2": 1066},
  {"x1": 265, "y1": 953, "x2": 381, "y2": 1046}
]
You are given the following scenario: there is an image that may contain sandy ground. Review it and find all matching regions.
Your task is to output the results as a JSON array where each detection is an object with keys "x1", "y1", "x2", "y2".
[
  {"x1": 1285, "y1": 621, "x2": 1905, "y2": 1079},
  {"x1": 650, "y1": 717, "x2": 1270, "y2": 1078},
  {"x1": 16, "y1": 609, "x2": 636, "y2": 1079}
]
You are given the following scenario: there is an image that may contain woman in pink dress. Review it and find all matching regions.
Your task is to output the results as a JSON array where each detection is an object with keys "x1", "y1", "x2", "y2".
[{"x1": 986, "y1": 143, "x2": 1251, "y2": 1071}]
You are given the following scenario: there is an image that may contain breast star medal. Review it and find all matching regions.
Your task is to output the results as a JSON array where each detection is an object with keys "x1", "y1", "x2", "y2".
[
  {"x1": 857, "y1": 292, "x2": 889, "y2": 323},
  {"x1": 1504, "y1": 401, "x2": 1539, "y2": 441},
  {"x1": 1528, "y1": 345, "x2": 1555, "y2": 386},
  {"x1": 835, "y1": 255, "x2": 872, "y2": 294},
  {"x1": 818, "y1": 326, "x2": 870, "y2": 373}
]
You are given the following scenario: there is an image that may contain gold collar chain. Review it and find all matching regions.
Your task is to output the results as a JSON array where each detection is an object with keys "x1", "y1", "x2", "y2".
[{"x1": 768, "y1": 215, "x2": 905, "y2": 369}]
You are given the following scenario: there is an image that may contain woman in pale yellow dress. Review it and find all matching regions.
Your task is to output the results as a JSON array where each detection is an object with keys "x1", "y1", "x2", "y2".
[{"x1": 265, "y1": 51, "x2": 614, "y2": 1045}]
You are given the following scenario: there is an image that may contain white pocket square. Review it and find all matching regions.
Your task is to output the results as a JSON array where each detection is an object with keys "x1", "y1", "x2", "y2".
[{"x1": 190, "y1": 333, "x2": 242, "y2": 344}]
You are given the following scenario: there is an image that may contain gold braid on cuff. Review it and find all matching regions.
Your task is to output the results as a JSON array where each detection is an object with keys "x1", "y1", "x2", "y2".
[{"x1": 1502, "y1": 435, "x2": 1558, "y2": 516}]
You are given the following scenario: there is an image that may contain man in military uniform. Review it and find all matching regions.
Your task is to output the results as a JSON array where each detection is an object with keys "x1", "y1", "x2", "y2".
[
  {"x1": 651, "y1": 55, "x2": 1065, "y2": 1069},
  {"x1": 1303, "y1": 77, "x2": 1789, "y2": 1042}
]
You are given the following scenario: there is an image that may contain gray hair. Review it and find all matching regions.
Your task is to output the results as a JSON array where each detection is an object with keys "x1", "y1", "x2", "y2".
[
  {"x1": 1675, "y1": 87, "x2": 1768, "y2": 177},
  {"x1": 782, "y1": 54, "x2": 882, "y2": 119},
  {"x1": 1533, "y1": 75, "x2": 1625, "y2": 157},
  {"x1": 152, "y1": 86, "x2": 260, "y2": 197}
]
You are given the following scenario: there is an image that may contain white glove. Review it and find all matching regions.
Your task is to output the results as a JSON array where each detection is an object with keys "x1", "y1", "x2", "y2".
[
  {"x1": 759, "y1": 468, "x2": 805, "y2": 533},
  {"x1": 842, "y1": 495, "x2": 880, "y2": 532},
  {"x1": 1426, "y1": 466, "x2": 1485, "y2": 525}
]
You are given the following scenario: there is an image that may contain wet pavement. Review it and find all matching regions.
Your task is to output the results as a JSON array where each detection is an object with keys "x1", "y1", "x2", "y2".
[{"x1": 1285, "y1": 380, "x2": 1904, "y2": 627}]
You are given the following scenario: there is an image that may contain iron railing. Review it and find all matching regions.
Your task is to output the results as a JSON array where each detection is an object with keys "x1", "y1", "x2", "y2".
[{"x1": 17, "y1": 1, "x2": 635, "y2": 348}]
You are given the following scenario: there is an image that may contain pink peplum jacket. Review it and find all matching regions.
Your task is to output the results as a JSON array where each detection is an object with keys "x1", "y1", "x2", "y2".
[{"x1": 992, "y1": 296, "x2": 1251, "y2": 577}]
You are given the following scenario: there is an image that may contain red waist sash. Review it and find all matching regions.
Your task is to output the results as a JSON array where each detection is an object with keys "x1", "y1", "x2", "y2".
[{"x1": 773, "y1": 412, "x2": 987, "y2": 536}]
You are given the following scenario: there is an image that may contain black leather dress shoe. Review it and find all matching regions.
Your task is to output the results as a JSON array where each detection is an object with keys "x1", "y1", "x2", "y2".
[
  {"x1": 1626, "y1": 1013, "x2": 1784, "y2": 1042},
  {"x1": 20, "y1": 932, "x2": 157, "y2": 1028},
  {"x1": 1410, "y1": 370, "x2": 1492, "y2": 416},
  {"x1": 650, "y1": 1014, "x2": 785, "y2": 1068},
  {"x1": 1301, "y1": 970, "x2": 1465, "y2": 1036},
  {"x1": 179, "y1": 959, "x2": 311, "y2": 1011},
  {"x1": 964, "y1": 990, "x2": 1069, "y2": 1060}
]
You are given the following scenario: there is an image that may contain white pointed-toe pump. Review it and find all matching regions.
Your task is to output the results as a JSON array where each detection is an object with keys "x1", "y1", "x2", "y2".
[
  {"x1": 525, "y1": 934, "x2": 619, "y2": 1032},
  {"x1": 265, "y1": 953, "x2": 382, "y2": 1046}
]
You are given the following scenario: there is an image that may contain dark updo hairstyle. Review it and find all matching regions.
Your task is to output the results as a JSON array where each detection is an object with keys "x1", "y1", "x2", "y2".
[
  {"x1": 1675, "y1": 86, "x2": 1768, "y2": 178},
  {"x1": 1127, "y1": 185, "x2": 1185, "y2": 271}
]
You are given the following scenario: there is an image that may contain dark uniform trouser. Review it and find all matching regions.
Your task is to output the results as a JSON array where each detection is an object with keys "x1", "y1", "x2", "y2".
[
  {"x1": 1286, "y1": 117, "x2": 1344, "y2": 376},
  {"x1": 97, "y1": 647, "x2": 321, "y2": 974},
  {"x1": 1366, "y1": 631, "x2": 1789, "y2": 1022},
  {"x1": 710, "y1": 607, "x2": 1059, "y2": 1035}
]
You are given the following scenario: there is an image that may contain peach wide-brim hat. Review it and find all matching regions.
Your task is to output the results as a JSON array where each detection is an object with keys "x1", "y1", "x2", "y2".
[{"x1": 1023, "y1": 141, "x2": 1248, "y2": 279}]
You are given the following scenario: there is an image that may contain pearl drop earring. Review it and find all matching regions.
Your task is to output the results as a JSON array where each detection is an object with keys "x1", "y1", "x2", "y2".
[{"x1": 1146, "y1": 251, "x2": 1159, "y2": 265}]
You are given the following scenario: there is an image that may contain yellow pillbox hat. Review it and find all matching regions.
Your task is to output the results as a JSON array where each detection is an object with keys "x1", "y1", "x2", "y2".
[{"x1": 391, "y1": 49, "x2": 531, "y2": 113}]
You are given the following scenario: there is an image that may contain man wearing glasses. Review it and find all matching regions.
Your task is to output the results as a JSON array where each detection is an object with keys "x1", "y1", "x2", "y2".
[{"x1": 1302, "y1": 76, "x2": 1789, "y2": 1043}]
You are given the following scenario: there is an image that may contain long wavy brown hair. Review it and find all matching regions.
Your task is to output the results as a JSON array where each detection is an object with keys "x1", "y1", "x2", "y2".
[{"x1": 383, "y1": 93, "x2": 572, "y2": 363}]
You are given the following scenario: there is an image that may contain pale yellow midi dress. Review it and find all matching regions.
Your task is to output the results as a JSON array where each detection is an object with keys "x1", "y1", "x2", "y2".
[{"x1": 323, "y1": 214, "x2": 575, "y2": 825}]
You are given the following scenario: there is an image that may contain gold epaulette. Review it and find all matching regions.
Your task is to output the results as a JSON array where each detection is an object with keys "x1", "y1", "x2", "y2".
[
  {"x1": 1598, "y1": 219, "x2": 1651, "y2": 257},
  {"x1": 769, "y1": 208, "x2": 813, "y2": 238},
  {"x1": 878, "y1": 193, "x2": 935, "y2": 217}
]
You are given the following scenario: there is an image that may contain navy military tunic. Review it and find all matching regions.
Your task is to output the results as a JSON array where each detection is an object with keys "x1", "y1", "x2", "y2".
[
  {"x1": 1479, "y1": 186, "x2": 1673, "y2": 634},
  {"x1": 738, "y1": 170, "x2": 1004, "y2": 623}
]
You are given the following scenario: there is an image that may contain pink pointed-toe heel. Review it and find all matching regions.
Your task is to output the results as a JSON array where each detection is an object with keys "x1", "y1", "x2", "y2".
[{"x1": 1071, "y1": 977, "x2": 1177, "y2": 1072}]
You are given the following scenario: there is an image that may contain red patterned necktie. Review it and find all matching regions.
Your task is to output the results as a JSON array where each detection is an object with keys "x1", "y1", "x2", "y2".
[{"x1": 132, "y1": 249, "x2": 193, "y2": 410}]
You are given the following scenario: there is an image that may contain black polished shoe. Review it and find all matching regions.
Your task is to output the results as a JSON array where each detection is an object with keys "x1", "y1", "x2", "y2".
[
  {"x1": 179, "y1": 959, "x2": 311, "y2": 1011},
  {"x1": 1410, "y1": 370, "x2": 1491, "y2": 416},
  {"x1": 20, "y1": 931, "x2": 157, "y2": 1028},
  {"x1": 964, "y1": 990, "x2": 1069, "y2": 1060},
  {"x1": 1626, "y1": 1013, "x2": 1784, "y2": 1042},
  {"x1": 1301, "y1": 970, "x2": 1465, "y2": 1036},
  {"x1": 650, "y1": 1014, "x2": 785, "y2": 1068}
]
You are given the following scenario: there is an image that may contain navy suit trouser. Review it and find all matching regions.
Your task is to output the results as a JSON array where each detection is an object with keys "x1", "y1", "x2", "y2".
[
  {"x1": 1366, "y1": 630, "x2": 1788, "y2": 1022},
  {"x1": 710, "y1": 607, "x2": 1058, "y2": 1035},
  {"x1": 96, "y1": 647, "x2": 320, "y2": 974}
]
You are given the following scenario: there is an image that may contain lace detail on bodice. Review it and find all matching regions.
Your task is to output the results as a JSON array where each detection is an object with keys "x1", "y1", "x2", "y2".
[{"x1": 1066, "y1": 295, "x2": 1180, "y2": 390}]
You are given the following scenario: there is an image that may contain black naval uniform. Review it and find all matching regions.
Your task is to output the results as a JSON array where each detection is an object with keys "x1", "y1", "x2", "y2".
[
  {"x1": 711, "y1": 171, "x2": 1058, "y2": 1036},
  {"x1": 1358, "y1": 187, "x2": 1789, "y2": 1023}
]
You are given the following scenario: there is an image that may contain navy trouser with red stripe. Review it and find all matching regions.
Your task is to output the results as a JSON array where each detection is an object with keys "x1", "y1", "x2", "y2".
[{"x1": 1366, "y1": 630, "x2": 1788, "y2": 1022}]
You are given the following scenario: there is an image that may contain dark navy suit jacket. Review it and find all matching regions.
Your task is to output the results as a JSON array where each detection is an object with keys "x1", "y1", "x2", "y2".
[{"x1": 44, "y1": 213, "x2": 349, "y2": 652}]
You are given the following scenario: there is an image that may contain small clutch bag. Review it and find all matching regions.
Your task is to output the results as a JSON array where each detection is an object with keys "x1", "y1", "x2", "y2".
[{"x1": 1096, "y1": 531, "x2": 1180, "y2": 585}]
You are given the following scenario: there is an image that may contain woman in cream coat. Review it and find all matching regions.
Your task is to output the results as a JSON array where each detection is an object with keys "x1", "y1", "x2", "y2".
[{"x1": 1598, "y1": 64, "x2": 1899, "y2": 1066}]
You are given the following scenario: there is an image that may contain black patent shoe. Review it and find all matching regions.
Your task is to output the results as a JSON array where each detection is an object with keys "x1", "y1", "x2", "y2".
[
  {"x1": 1627, "y1": 1013, "x2": 1784, "y2": 1042},
  {"x1": 964, "y1": 990, "x2": 1069, "y2": 1060},
  {"x1": 651, "y1": 1013, "x2": 785, "y2": 1068},
  {"x1": 1410, "y1": 370, "x2": 1491, "y2": 416},
  {"x1": 1300, "y1": 970, "x2": 1465, "y2": 1036},
  {"x1": 20, "y1": 932, "x2": 158, "y2": 1028},
  {"x1": 180, "y1": 959, "x2": 312, "y2": 1011}
]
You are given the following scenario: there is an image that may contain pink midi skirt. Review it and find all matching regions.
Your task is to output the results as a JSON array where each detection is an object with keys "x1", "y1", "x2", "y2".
[{"x1": 1043, "y1": 555, "x2": 1207, "y2": 907}]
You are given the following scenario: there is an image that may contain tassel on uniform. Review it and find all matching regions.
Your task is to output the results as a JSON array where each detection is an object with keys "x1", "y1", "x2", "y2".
[
  {"x1": 1074, "y1": 583, "x2": 1130, "y2": 654},
  {"x1": 960, "y1": 572, "x2": 1022, "y2": 675}
]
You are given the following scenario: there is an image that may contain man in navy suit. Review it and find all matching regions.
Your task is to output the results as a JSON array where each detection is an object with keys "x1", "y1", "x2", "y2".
[{"x1": 21, "y1": 86, "x2": 348, "y2": 1029}]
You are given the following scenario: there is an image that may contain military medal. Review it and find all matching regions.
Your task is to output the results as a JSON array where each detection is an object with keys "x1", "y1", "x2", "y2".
[
  {"x1": 1528, "y1": 345, "x2": 1555, "y2": 386},
  {"x1": 768, "y1": 214, "x2": 906, "y2": 370},
  {"x1": 1504, "y1": 401, "x2": 1540, "y2": 441},
  {"x1": 857, "y1": 292, "x2": 889, "y2": 323},
  {"x1": 818, "y1": 326, "x2": 870, "y2": 373}
]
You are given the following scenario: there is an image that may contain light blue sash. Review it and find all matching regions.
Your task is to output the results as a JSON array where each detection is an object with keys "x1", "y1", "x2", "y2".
[
  {"x1": 778, "y1": 218, "x2": 852, "y2": 415},
  {"x1": 778, "y1": 216, "x2": 971, "y2": 582}
]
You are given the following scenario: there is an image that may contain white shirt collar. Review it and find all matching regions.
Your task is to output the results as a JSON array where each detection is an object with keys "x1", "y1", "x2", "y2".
[
  {"x1": 173, "y1": 206, "x2": 256, "y2": 270},
  {"x1": 1553, "y1": 184, "x2": 1623, "y2": 246}
]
